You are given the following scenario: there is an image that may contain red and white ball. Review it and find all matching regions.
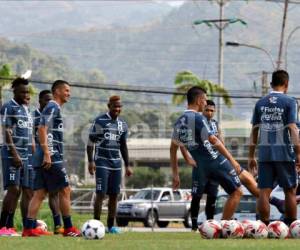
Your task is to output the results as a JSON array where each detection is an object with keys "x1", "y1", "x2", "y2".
[
  {"x1": 199, "y1": 220, "x2": 222, "y2": 239},
  {"x1": 268, "y1": 221, "x2": 289, "y2": 239},
  {"x1": 251, "y1": 220, "x2": 268, "y2": 239},
  {"x1": 241, "y1": 220, "x2": 255, "y2": 238},
  {"x1": 289, "y1": 220, "x2": 300, "y2": 239},
  {"x1": 222, "y1": 220, "x2": 244, "y2": 239},
  {"x1": 36, "y1": 219, "x2": 48, "y2": 231}
]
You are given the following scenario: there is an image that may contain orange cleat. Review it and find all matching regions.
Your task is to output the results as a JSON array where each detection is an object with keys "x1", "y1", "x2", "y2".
[{"x1": 63, "y1": 226, "x2": 81, "y2": 237}]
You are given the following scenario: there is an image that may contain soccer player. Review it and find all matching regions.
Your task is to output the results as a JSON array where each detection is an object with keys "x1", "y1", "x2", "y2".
[
  {"x1": 30, "y1": 90, "x2": 63, "y2": 234},
  {"x1": 170, "y1": 86, "x2": 243, "y2": 231},
  {"x1": 23, "y1": 80, "x2": 81, "y2": 237},
  {"x1": 248, "y1": 70, "x2": 300, "y2": 226},
  {"x1": 0, "y1": 78, "x2": 33, "y2": 236},
  {"x1": 87, "y1": 95, "x2": 133, "y2": 234}
]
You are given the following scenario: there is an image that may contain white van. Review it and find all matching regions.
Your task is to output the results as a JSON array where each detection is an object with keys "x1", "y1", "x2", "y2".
[{"x1": 197, "y1": 185, "x2": 299, "y2": 224}]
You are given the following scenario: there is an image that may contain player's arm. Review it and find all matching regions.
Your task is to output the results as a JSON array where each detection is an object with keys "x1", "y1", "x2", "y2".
[
  {"x1": 1, "y1": 106, "x2": 22, "y2": 168},
  {"x1": 120, "y1": 139, "x2": 132, "y2": 177},
  {"x1": 288, "y1": 122, "x2": 300, "y2": 170},
  {"x1": 248, "y1": 125, "x2": 259, "y2": 176},
  {"x1": 38, "y1": 125, "x2": 51, "y2": 169},
  {"x1": 32, "y1": 134, "x2": 36, "y2": 154},
  {"x1": 217, "y1": 125, "x2": 225, "y2": 145},
  {"x1": 170, "y1": 139, "x2": 180, "y2": 190},
  {"x1": 87, "y1": 121, "x2": 97, "y2": 175},
  {"x1": 208, "y1": 135, "x2": 241, "y2": 173},
  {"x1": 179, "y1": 145, "x2": 196, "y2": 167}
]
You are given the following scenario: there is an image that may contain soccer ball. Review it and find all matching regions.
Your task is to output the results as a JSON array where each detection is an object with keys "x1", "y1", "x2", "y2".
[
  {"x1": 81, "y1": 219, "x2": 105, "y2": 240},
  {"x1": 36, "y1": 219, "x2": 48, "y2": 231},
  {"x1": 199, "y1": 220, "x2": 222, "y2": 239},
  {"x1": 222, "y1": 220, "x2": 244, "y2": 238},
  {"x1": 268, "y1": 221, "x2": 289, "y2": 239},
  {"x1": 251, "y1": 220, "x2": 268, "y2": 239},
  {"x1": 290, "y1": 220, "x2": 300, "y2": 238},
  {"x1": 241, "y1": 219, "x2": 255, "y2": 238}
]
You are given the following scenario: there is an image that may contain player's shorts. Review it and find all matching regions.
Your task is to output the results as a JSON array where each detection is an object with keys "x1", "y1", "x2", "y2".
[
  {"x1": 192, "y1": 156, "x2": 241, "y2": 196},
  {"x1": 258, "y1": 161, "x2": 297, "y2": 189},
  {"x1": 95, "y1": 167, "x2": 122, "y2": 195},
  {"x1": 1, "y1": 157, "x2": 34, "y2": 190},
  {"x1": 33, "y1": 163, "x2": 69, "y2": 192}
]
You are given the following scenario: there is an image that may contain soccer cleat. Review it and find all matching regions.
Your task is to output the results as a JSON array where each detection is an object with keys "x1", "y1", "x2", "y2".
[
  {"x1": 54, "y1": 226, "x2": 64, "y2": 235},
  {"x1": 7, "y1": 228, "x2": 20, "y2": 236},
  {"x1": 63, "y1": 226, "x2": 81, "y2": 237},
  {"x1": 0, "y1": 227, "x2": 12, "y2": 236},
  {"x1": 107, "y1": 226, "x2": 121, "y2": 234},
  {"x1": 35, "y1": 227, "x2": 53, "y2": 236},
  {"x1": 22, "y1": 228, "x2": 40, "y2": 237}
]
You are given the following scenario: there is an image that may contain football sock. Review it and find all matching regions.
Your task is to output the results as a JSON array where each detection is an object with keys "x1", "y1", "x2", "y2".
[
  {"x1": 53, "y1": 214, "x2": 62, "y2": 227},
  {"x1": 107, "y1": 217, "x2": 114, "y2": 229},
  {"x1": 205, "y1": 195, "x2": 217, "y2": 220},
  {"x1": 269, "y1": 196, "x2": 285, "y2": 214},
  {"x1": 7, "y1": 212, "x2": 14, "y2": 228},
  {"x1": 62, "y1": 216, "x2": 73, "y2": 229},
  {"x1": 283, "y1": 218, "x2": 296, "y2": 226},
  {"x1": 26, "y1": 218, "x2": 35, "y2": 229},
  {"x1": 0, "y1": 211, "x2": 9, "y2": 228},
  {"x1": 191, "y1": 195, "x2": 201, "y2": 229}
]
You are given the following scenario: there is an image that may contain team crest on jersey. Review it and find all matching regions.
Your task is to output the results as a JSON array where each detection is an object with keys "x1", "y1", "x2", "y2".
[{"x1": 269, "y1": 96, "x2": 278, "y2": 104}]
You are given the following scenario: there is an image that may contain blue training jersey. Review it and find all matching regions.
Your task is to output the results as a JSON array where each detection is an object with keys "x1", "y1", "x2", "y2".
[
  {"x1": 39, "y1": 100, "x2": 64, "y2": 163},
  {"x1": 88, "y1": 113, "x2": 128, "y2": 170},
  {"x1": 251, "y1": 91, "x2": 297, "y2": 162},
  {"x1": 0, "y1": 99, "x2": 33, "y2": 161},
  {"x1": 172, "y1": 110, "x2": 219, "y2": 161},
  {"x1": 208, "y1": 118, "x2": 219, "y2": 136},
  {"x1": 33, "y1": 108, "x2": 42, "y2": 145}
]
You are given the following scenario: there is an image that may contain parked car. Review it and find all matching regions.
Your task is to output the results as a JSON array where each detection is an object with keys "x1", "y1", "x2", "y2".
[
  {"x1": 116, "y1": 187, "x2": 191, "y2": 228},
  {"x1": 197, "y1": 185, "x2": 300, "y2": 224}
]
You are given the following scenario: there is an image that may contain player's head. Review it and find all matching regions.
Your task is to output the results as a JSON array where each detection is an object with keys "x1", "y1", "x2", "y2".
[
  {"x1": 108, "y1": 95, "x2": 122, "y2": 119},
  {"x1": 11, "y1": 77, "x2": 30, "y2": 105},
  {"x1": 39, "y1": 90, "x2": 52, "y2": 110},
  {"x1": 270, "y1": 70, "x2": 289, "y2": 92},
  {"x1": 187, "y1": 86, "x2": 207, "y2": 112},
  {"x1": 203, "y1": 100, "x2": 215, "y2": 121},
  {"x1": 51, "y1": 80, "x2": 70, "y2": 104}
]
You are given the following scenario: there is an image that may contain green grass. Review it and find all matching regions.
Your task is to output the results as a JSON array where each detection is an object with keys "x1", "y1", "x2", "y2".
[{"x1": 1, "y1": 233, "x2": 300, "y2": 250}]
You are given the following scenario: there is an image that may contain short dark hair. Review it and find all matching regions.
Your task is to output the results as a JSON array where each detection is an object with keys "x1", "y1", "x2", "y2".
[
  {"x1": 11, "y1": 77, "x2": 29, "y2": 89},
  {"x1": 206, "y1": 100, "x2": 215, "y2": 107},
  {"x1": 271, "y1": 70, "x2": 289, "y2": 87},
  {"x1": 187, "y1": 86, "x2": 206, "y2": 105},
  {"x1": 51, "y1": 80, "x2": 69, "y2": 93},
  {"x1": 39, "y1": 89, "x2": 51, "y2": 99}
]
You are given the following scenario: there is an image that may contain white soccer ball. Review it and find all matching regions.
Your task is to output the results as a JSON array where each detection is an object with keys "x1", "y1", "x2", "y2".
[
  {"x1": 199, "y1": 220, "x2": 222, "y2": 239},
  {"x1": 252, "y1": 220, "x2": 269, "y2": 239},
  {"x1": 268, "y1": 221, "x2": 289, "y2": 239},
  {"x1": 81, "y1": 219, "x2": 105, "y2": 240},
  {"x1": 290, "y1": 220, "x2": 300, "y2": 238},
  {"x1": 241, "y1": 219, "x2": 255, "y2": 238},
  {"x1": 36, "y1": 219, "x2": 48, "y2": 231},
  {"x1": 222, "y1": 220, "x2": 244, "y2": 239}
]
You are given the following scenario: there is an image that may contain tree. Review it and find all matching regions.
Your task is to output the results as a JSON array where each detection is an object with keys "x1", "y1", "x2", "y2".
[
  {"x1": 0, "y1": 64, "x2": 13, "y2": 107},
  {"x1": 172, "y1": 71, "x2": 232, "y2": 107}
]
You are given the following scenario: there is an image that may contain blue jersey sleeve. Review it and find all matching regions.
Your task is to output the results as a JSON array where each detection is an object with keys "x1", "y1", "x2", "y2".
[
  {"x1": 88, "y1": 119, "x2": 103, "y2": 143},
  {"x1": 287, "y1": 98, "x2": 297, "y2": 124},
  {"x1": 195, "y1": 115, "x2": 213, "y2": 141},
  {"x1": 40, "y1": 105, "x2": 56, "y2": 127},
  {"x1": 1, "y1": 104, "x2": 13, "y2": 127}
]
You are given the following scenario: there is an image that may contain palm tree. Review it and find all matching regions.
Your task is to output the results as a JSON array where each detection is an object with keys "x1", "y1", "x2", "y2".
[{"x1": 172, "y1": 71, "x2": 232, "y2": 107}]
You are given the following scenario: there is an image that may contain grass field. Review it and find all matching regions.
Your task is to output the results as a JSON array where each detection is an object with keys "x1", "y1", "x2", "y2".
[{"x1": 1, "y1": 233, "x2": 300, "y2": 250}]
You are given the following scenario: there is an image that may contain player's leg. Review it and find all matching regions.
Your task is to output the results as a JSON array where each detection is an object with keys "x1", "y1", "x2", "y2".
[
  {"x1": 0, "y1": 159, "x2": 21, "y2": 234},
  {"x1": 238, "y1": 169, "x2": 259, "y2": 198},
  {"x1": 204, "y1": 181, "x2": 218, "y2": 220},
  {"x1": 106, "y1": 169, "x2": 122, "y2": 233},
  {"x1": 257, "y1": 162, "x2": 275, "y2": 225},
  {"x1": 190, "y1": 167, "x2": 205, "y2": 230},
  {"x1": 48, "y1": 192, "x2": 63, "y2": 234},
  {"x1": 94, "y1": 167, "x2": 108, "y2": 221},
  {"x1": 210, "y1": 159, "x2": 242, "y2": 220},
  {"x1": 20, "y1": 187, "x2": 33, "y2": 228},
  {"x1": 276, "y1": 161, "x2": 298, "y2": 226}
]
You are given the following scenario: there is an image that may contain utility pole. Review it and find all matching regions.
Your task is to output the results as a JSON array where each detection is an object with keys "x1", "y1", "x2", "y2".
[
  {"x1": 261, "y1": 71, "x2": 269, "y2": 96},
  {"x1": 277, "y1": 0, "x2": 289, "y2": 69}
]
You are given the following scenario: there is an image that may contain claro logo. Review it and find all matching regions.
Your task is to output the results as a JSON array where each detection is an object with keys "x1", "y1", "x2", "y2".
[
  {"x1": 17, "y1": 118, "x2": 33, "y2": 129},
  {"x1": 104, "y1": 132, "x2": 120, "y2": 141}
]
